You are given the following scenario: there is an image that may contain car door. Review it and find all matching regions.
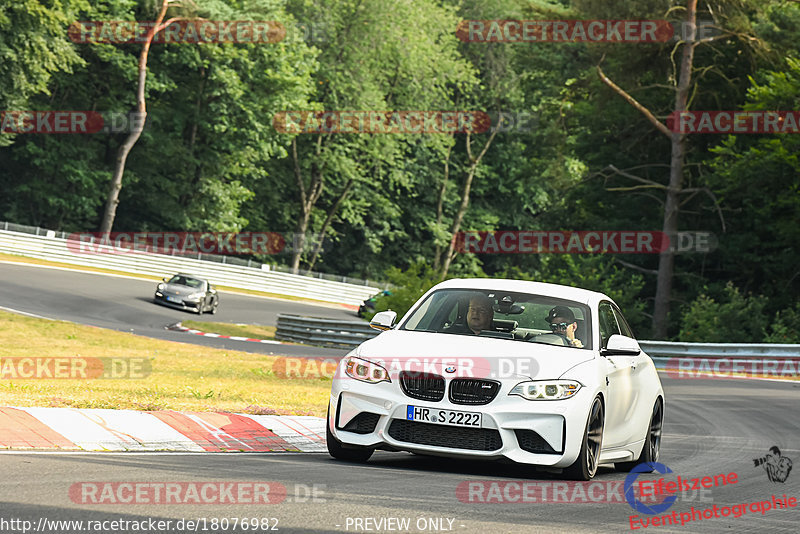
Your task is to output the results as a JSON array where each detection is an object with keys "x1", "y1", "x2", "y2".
[
  {"x1": 599, "y1": 301, "x2": 635, "y2": 448},
  {"x1": 201, "y1": 281, "x2": 211, "y2": 310},
  {"x1": 612, "y1": 304, "x2": 649, "y2": 441}
]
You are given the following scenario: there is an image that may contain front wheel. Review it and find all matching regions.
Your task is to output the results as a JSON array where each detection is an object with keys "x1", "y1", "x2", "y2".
[
  {"x1": 615, "y1": 398, "x2": 663, "y2": 472},
  {"x1": 210, "y1": 299, "x2": 218, "y2": 314},
  {"x1": 564, "y1": 396, "x2": 604, "y2": 480},
  {"x1": 326, "y1": 407, "x2": 374, "y2": 463}
]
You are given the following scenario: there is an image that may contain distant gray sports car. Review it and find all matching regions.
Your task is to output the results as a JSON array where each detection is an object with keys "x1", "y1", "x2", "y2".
[{"x1": 153, "y1": 273, "x2": 218, "y2": 314}]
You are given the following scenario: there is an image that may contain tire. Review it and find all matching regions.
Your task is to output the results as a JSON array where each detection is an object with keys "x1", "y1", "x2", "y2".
[
  {"x1": 615, "y1": 398, "x2": 663, "y2": 473},
  {"x1": 210, "y1": 299, "x2": 218, "y2": 315},
  {"x1": 196, "y1": 302, "x2": 204, "y2": 315},
  {"x1": 326, "y1": 407, "x2": 374, "y2": 463},
  {"x1": 564, "y1": 396, "x2": 604, "y2": 480}
]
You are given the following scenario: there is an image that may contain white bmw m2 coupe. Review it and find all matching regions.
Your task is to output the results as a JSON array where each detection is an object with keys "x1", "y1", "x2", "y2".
[{"x1": 327, "y1": 278, "x2": 664, "y2": 480}]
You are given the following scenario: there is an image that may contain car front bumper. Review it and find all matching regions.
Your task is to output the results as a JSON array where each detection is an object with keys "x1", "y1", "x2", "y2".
[
  {"x1": 329, "y1": 376, "x2": 594, "y2": 468},
  {"x1": 153, "y1": 292, "x2": 202, "y2": 311}
]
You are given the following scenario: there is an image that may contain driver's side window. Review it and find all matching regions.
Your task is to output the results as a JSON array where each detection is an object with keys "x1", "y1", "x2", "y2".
[{"x1": 598, "y1": 302, "x2": 620, "y2": 349}]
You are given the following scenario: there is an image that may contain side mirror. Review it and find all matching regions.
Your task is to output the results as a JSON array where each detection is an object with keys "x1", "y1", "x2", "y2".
[
  {"x1": 369, "y1": 310, "x2": 397, "y2": 331},
  {"x1": 162, "y1": 277, "x2": 169, "y2": 282},
  {"x1": 601, "y1": 334, "x2": 641, "y2": 357}
]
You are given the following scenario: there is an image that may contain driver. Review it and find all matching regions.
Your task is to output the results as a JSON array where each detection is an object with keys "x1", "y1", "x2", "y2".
[
  {"x1": 545, "y1": 305, "x2": 584, "y2": 348},
  {"x1": 445, "y1": 294, "x2": 494, "y2": 335}
]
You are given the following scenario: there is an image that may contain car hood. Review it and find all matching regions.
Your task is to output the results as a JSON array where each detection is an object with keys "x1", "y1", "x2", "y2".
[
  {"x1": 354, "y1": 329, "x2": 594, "y2": 381},
  {"x1": 161, "y1": 284, "x2": 200, "y2": 296}
]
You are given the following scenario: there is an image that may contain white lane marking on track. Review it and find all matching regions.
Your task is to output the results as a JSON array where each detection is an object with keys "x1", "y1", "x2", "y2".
[{"x1": 0, "y1": 305, "x2": 54, "y2": 320}]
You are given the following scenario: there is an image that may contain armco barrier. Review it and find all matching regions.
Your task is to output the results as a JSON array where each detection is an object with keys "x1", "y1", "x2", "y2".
[
  {"x1": 276, "y1": 315, "x2": 378, "y2": 347},
  {"x1": 0, "y1": 229, "x2": 380, "y2": 306},
  {"x1": 275, "y1": 316, "x2": 800, "y2": 363}
]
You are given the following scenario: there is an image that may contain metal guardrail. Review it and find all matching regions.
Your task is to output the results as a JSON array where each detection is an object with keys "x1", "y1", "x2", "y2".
[
  {"x1": 275, "y1": 316, "x2": 800, "y2": 361},
  {"x1": 276, "y1": 315, "x2": 378, "y2": 347},
  {"x1": 0, "y1": 227, "x2": 381, "y2": 306}
]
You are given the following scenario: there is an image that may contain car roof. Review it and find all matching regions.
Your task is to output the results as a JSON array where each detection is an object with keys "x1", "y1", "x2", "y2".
[
  {"x1": 428, "y1": 278, "x2": 608, "y2": 306},
  {"x1": 172, "y1": 273, "x2": 207, "y2": 282}
]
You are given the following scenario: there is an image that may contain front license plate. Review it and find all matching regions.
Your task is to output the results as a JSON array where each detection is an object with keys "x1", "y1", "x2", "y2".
[
  {"x1": 167, "y1": 296, "x2": 183, "y2": 303},
  {"x1": 406, "y1": 406, "x2": 482, "y2": 428}
]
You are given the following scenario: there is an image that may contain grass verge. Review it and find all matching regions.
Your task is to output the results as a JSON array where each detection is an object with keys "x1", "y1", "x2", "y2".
[{"x1": 0, "y1": 310, "x2": 330, "y2": 415}]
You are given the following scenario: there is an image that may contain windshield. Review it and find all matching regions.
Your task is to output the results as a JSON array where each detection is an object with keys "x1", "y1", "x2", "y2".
[
  {"x1": 167, "y1": 275, "x2": 204, "y2": 289},
  {"x1": 400, "y1": 288, "x2": 592, "y2": 349}
]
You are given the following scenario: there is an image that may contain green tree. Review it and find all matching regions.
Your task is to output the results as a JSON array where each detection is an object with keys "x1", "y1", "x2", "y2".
[{"x1": 679, "y1": 282, "x2": 768, "y2": 342}]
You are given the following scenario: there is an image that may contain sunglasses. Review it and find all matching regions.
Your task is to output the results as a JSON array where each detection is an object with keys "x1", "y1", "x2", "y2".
[{"x1": 550, "y1": 322, "x2": 570, "y2": 330}]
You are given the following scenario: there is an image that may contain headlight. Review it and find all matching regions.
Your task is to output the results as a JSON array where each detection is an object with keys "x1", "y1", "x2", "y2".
[
  {"x1": 157, "y1": 283, "x2": 165, "y2": 290},
  {"x1": 510, "y1": 380, "x2": 582, "y2": 400},
  {"x1": 344, "y1": 356, "x2": 391, "y2": 384},
  {"x1": 187, "y1": 292, "x2": 204, "y2": 300}
]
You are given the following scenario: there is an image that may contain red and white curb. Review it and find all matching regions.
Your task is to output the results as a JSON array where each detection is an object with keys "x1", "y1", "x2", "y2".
[
  {"x1": 168, "y1": 323, "x2": 283, "y2": 345},
  {"x1": 0, "y1": 407, "x2": 326, "y2": 452}
]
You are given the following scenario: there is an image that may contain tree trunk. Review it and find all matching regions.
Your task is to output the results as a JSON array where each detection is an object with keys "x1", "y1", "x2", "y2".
[
  {"x1": 597, "y1": 0, "x2": 698, "y2": 339},
  {"x1": 306, "y1": 178, "x2": 354, "y2": 272},
  {"x1": 433, "y1": 140, "x2": 454, "y2": 271},
  {"x1": 652, "y1": 0, "x2": 697, "y2": 338},
  {"x1": 440, "y1": 128, "x2": 499, "y2": 277},
  {"x1": 290, "y1": 136, "x2": 324, "y2": 273},
  {"x1": 99, "y1": 0, "x2": 173, "y2": 236}
]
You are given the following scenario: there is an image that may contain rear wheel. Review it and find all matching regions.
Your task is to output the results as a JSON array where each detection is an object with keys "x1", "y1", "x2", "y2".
[
  {"x1": 326, "y1": 407, "x2": 374, "y2": 463},
  {"x1": 564, "y1": 396, "x2": 604, "y2": 480},
  {"x1": 615, "y1": 398, "x2": 663, "y2": 472}
]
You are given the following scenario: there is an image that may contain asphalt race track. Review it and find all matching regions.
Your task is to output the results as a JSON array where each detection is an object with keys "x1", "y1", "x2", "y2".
[
  {"x1": 0, "y1": 261, "x2": 354, "y2": 358},
  {"x1": 1, "y1": 260, "x2": 799, "y2": 533},
  {"x1": 1, "y1": 377, "x2": 798, "y2": 533}
]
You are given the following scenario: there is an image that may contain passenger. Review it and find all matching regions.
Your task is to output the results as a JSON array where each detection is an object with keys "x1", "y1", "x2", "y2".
[{"x1": 545, "y1": 305, "x2": 584, "y2": 348}]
